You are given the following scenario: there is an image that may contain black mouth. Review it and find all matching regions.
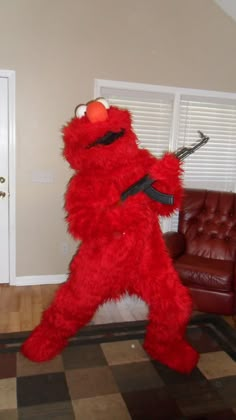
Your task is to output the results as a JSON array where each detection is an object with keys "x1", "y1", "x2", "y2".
[{"x1": 86, "y1": 129, "x2": 125, "y2": 149}]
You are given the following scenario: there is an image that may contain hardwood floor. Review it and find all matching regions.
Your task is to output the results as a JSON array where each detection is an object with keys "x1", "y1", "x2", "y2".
[
  {"x1": 0, "y1": 284, "x2": 149, "y2": 333},
  {"x1": 0, "y1": 284, "x2": 234, "y2": 333}
]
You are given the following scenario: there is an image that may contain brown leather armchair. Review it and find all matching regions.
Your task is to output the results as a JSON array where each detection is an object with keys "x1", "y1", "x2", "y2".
[{"x1": 164, "y1": 188, "x2": 236, "y2": 318}]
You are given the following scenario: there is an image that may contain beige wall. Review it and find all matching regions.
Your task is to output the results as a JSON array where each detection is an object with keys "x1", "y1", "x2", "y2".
[{"x1": 0, "y1": 0, "x2": 236, "y2": 277}]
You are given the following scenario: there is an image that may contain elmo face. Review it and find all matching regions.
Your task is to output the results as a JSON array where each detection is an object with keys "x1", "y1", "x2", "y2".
[{"x1": 63, "y1": 98, "x2": 139, "y2": 171}]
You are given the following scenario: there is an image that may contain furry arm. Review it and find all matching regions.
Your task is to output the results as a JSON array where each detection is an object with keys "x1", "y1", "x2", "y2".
[
  {"x1": 146, "y1": 152, "x2": 184, "y2": 216},
  {"x1": 65, "y1": 174, "x2": 155, "y2": 241}
]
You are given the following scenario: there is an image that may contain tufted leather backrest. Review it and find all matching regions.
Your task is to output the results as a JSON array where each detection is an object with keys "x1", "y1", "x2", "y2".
[{"x1": 178, "y1": 189, "x2": 236, "y2": 261}]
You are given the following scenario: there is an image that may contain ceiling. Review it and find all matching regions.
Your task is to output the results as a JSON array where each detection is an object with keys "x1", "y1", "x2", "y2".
[{"x1": 214, "y1": 0, "x2": 236, "y2": 22}]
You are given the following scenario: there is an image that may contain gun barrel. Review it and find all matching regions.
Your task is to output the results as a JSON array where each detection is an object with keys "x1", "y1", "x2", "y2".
[{"x1": 175, "y1": 131, "x2": 209, "y2": 161}]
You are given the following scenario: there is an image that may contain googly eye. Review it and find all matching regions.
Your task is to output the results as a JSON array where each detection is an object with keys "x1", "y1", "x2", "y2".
[
  {"x1": 75, "y1": 104, "x2": 87, "y2": 118},
  {"x1": 96, "y1": 97, "x2": 110, "y2": 109}
]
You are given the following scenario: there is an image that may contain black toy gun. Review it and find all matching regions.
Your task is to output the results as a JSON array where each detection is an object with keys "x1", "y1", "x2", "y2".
[{"x1": 121, "y1": 131, "x2": 209, "y2": 205}]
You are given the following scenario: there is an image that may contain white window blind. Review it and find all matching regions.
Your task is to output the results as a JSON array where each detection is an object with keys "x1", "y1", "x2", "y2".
[
  {"x1": 96, "y1": 80, "x2": 236, "y2": 232},
  {"x1": 178, "y1": 96, "x2": 236, "y2": 191},
  {"x1": 170, "y1": 96, "x2": 236, "y2": 231}
]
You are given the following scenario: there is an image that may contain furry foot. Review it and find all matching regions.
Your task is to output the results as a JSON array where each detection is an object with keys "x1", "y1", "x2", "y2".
[
  {"x1": 144, "y1": 338, "x2": 199, "y2": 374},
  {"x1": 21, "y1": 324, "x2": 68, "y2": 362}
]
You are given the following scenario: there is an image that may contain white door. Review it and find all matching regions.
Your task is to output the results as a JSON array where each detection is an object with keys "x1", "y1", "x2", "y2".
[{"x1": 0, "y1": 76, "x2": 10, "y2": 283}]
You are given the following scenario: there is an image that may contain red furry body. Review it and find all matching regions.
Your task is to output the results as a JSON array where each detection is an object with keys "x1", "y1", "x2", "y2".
[{"x1": 22, "y1": 100, "x2": 199, "y2": 373}]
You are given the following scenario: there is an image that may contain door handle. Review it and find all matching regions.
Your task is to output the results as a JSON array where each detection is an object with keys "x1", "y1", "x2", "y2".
[
  {"x1": 0, "y1": 177, "x2": 5, "y2": 183},
  {"x1": 0, "y1": 191, "x2": 6, "y2": 198}
]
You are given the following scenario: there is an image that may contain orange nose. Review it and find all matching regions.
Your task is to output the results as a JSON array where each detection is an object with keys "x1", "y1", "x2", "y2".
[{"x1": 86, "y1": 101, "x2": 108, "y2": 123}]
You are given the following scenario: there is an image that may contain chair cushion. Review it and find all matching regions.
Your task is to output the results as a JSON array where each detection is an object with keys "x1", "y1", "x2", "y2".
[{"x1": 175, "y1": 254, "x2": 234, "y2": 292}]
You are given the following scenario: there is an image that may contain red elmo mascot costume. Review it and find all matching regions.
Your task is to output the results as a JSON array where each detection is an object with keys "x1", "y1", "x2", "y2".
[{"x1": 22, "y1": 97, "x2": 199, "y2": 373}]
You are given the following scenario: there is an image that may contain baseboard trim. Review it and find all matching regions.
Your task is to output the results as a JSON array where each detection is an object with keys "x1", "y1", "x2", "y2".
[{"x1": 12, "y1": 274, "x2": 67, "y2": 286}]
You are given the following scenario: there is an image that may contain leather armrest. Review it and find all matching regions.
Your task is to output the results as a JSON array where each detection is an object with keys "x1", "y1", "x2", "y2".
[{"x1": 163, "y1": 231, "x2": 186, "y2": 259}]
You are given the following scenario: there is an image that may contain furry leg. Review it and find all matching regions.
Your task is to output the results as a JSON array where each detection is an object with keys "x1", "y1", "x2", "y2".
[
  {"x1": 21, "y1": 239, "x2": 126, "y2": 362},
  {"x1": 133, "y1": 268, "x2": 199, "y2": 374},
  {"x1": 21, "y1": 278, "x2": 106, "y2": 362}
]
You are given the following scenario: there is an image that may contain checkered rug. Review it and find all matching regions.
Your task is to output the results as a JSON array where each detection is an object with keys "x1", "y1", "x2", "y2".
[{"x1": 0, "y1": 314, "x2": 236, "y2": 419}]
